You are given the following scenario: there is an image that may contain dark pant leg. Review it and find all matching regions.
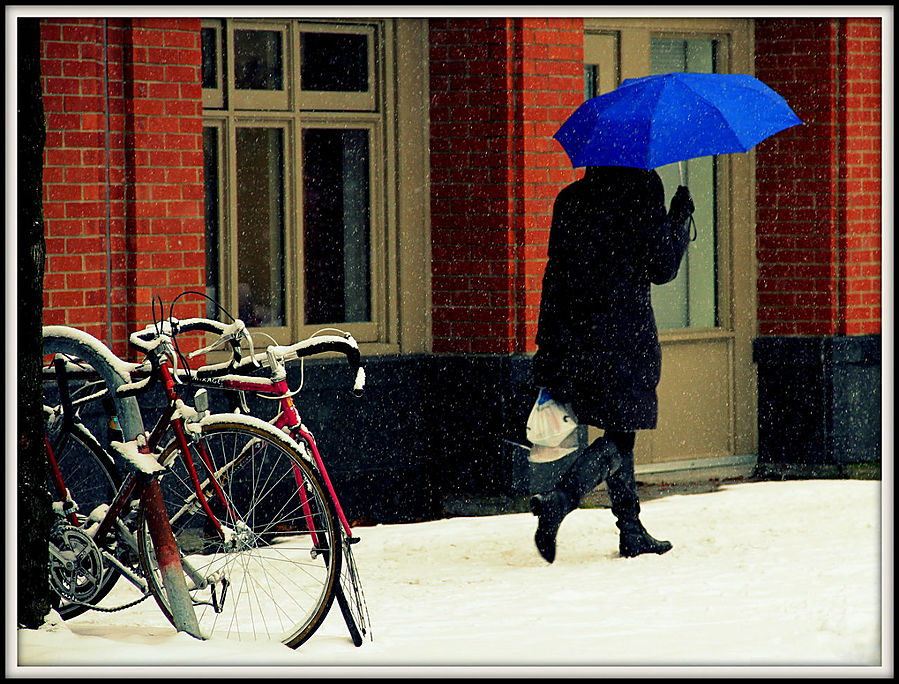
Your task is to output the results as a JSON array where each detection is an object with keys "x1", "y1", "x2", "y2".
[
  {"x1": 603, "y1": 431, "x2": 640, "y2": 524},
  {"x1": 603, "y1": 431, "x2": 673, "y2": 556},
  {"x1": 555, "y1": 435, "x2": 623, "y2": 507}
]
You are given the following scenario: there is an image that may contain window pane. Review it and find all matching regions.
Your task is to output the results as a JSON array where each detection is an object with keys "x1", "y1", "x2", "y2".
[
  {"x1": 301, "y1": 32, "x2": 368, "y2": 92},
  {"x1": 201, "y1": 27, "x2": 219, "y2": 89},
  {"x1": 236, "y1": 128, "x2": 286, "y2": 327},
  {"x1": 584, "y1": 64, "x2": 598, "y2": 99},
  {"x1": 234, "y1": 29, "x2": 283, "y2": 91},
  {"x1": 651, "y1": 38, "x2": 689, "y2": 75},
  {"x1": 302, "y1": 129, "x2": 371, "y2": 324},
  {"x1": 650, "y1": 38, "x2": 719, "y2": 329},
  {"x1": 203, "y1": 127, "x2": 221, "y2": 319}
]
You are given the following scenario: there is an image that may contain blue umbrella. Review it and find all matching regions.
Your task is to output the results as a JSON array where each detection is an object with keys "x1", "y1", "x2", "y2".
[{"x1": 554, "y1": 72, "x2": 803, "y2": 170}]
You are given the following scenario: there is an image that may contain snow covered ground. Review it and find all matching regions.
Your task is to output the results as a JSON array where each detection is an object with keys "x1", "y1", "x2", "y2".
[{"x1": 11, "y1": 479, "x2": 891, "y2": 677}]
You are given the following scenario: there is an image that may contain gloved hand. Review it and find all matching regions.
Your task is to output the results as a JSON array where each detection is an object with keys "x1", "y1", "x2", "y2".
[
  {"x1": 545, "y1": 385, "x2": 573, "y2": 405},
  {"x1": 668, "y1": 185, "x2": 695, "y2": 225}
]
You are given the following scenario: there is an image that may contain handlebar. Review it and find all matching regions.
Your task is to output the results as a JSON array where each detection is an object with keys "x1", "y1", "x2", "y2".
[
  {"x1": 262, "y1": 335, "x2": 365, "y2": 397},
  {"x1": 129, "y1": 315, "x2": 365, "y2": 396},
  {"x1": 196, "y1": 332, "x2": 366, "y2": 397},
  {"x1": 129, "y1": 317, "x2": 246, "y2": 363}
]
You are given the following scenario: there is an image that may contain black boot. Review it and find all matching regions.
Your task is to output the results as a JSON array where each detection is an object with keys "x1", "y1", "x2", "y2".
[
  {"x1": 606, "y1": 450, "x2": 672, "y2": 557},
  {"x1": 530, "y1": 437, "x2": 623, "y2": 563},
  {"x1": 617, "y1": 519, "x2": 673, "y2": 558},
  {"x1": 529, "y1": 489, "x2": 573, "y2": 564}
]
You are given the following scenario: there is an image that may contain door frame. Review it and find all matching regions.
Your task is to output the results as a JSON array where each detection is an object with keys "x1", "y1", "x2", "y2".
[{"x1": 582, "y1": 17, "x2": 758, "y2": 466}]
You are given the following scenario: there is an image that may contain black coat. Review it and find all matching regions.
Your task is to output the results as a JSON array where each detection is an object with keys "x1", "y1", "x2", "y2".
[{"x1": 533, "y1": 166, "x2": 691, "y2": 431}]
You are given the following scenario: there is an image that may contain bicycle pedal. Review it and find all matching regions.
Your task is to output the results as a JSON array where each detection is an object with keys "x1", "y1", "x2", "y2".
[
  {"x1": 347, "y1": 536, "x2": 361, "y2": 545},
  {"x1": 211, "y1": 578, "x2": 229, "y2": 614}
]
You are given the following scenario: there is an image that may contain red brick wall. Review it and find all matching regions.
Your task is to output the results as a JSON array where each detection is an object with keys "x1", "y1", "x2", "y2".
[
  {"x1": 512, "y1": 19, "x2": 585, "y2": 353},
  {"x1": 39, "y1": 17, "x2": 880, "y2": 360},
  {"x1": 755, "y1": 18, "x2": 881, "y2": 336},
  {"x1": 429, "y1": 17, "x2": 582, "y2": 354},
  {"x1": 838, "y1": 18, "x2": 882, "y2": 335},
  {"x1": 40, "y1": 18, "x2": 205, "y2": 358}
]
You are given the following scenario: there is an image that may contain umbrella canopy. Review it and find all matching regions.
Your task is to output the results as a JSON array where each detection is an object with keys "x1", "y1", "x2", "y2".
[{"x1": 553, "y1": 72, "x2": 803, "y2": 169}]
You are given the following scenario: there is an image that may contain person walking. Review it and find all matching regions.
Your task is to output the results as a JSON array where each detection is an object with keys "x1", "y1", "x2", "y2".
[{"x1": 530, "y1": 165, "x2": 695, "y2": 564}]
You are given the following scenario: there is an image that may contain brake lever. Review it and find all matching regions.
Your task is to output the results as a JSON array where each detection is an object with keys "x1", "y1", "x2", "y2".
[{"x1": 246, "y1": 329, "x2": 260, "y2": 367}]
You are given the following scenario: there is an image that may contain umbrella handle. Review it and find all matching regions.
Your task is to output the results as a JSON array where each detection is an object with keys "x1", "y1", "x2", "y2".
[{"x1": 675, "y1": 163, "x2": 695, "y2": 241}]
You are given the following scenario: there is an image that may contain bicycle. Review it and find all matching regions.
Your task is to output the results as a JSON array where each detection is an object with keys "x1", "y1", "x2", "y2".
[
  {"x1": 131, "y1": 309, "x2": 372, "y2": 646},
  {"x1": 42, "y1": 321, "x2": 345, "y2": 647},
  {"x1": 42, "y1": 325, "x2": 203, "y2": 637}
]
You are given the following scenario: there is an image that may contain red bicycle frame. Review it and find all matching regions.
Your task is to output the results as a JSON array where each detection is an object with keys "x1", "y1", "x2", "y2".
[
  {"x1": 45, "y1": 434, "x2": 81, "y2": 528},
  {"x1": 209, "y1": 373, "x2": 356, "y2": 538},
  {"x1": 157, "y1": 358, "x2": 242, "y2": 538}
]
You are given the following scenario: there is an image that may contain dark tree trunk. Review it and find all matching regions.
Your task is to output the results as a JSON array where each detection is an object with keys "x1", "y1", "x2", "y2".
[{"x1": 18, "y1": 17, "x2": 52, "y2": 629}]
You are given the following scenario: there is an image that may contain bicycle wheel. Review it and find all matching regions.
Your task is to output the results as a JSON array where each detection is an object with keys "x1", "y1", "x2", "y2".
[
  {"x1": 137, "y1": 415, "x2": 341, "y2": 647},
  {"x1": 45, "y1": 416, "x2": 129, "y2": 619}
]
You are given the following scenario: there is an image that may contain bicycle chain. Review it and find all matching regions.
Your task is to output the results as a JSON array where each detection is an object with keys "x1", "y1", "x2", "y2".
[{"x1": 63, "y1": 591, "x2": 153, "y2": 613}]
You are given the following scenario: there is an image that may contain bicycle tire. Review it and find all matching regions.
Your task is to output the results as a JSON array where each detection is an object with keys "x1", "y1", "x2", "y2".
[
  {"x1": 137, "y1": 415, "x2": 341, "y2": 647},
  {"x1": 336, "y1": 538, "x2": 371, "y2": 646},
  {"x1": 45, "y1": 417, "x2": 126, "y2": 619},
  {"x1": 288, "y1": 431, "x2": 372, "y2": 646}
]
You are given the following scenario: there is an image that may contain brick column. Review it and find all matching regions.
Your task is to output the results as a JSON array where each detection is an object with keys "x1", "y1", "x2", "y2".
[
  {"x1": 837, "y1": 18, "x2": 882, "y2": 335},
  {"x1": 41, "y1": 18, "x2": 205, "y2": 357},
  {"x1": 41, "y1": 20, "x2": 116, "y2": 344},
  {"x1": 428, "y1": 17, "x2": 583, "y2": 354},
  {"x1": 119, "y1": 18, "x2": 206, "y2": 355},
  {"x1": 510, "y1": 18, "x2": 585, "y2": 354},
  {"x1": 755, "y1": 18, "x2": 881, "y2": 337}
]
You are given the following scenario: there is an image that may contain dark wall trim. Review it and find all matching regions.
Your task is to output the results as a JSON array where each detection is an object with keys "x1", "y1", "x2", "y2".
[
  {"x1": 220, "y1": 353, "x2": 545, "y2": 522},
  {"x1": 752, "y1": 334, "x2": 882, "y2": 473},
  {"x1": 57, "y1": 353, "x2": 543, "y2": 523}
]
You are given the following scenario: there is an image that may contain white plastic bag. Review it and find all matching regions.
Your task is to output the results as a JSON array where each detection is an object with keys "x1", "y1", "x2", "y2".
[
  {"x1": 526, "y1": 387, "x2": 578, "y2": 447},
  {"x1": 528, "y1": 429, "x2": 580, "y2": 463}
]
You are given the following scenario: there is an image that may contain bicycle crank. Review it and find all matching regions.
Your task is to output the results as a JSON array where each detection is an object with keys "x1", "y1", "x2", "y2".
[{"x1": 49, "y1": 523, "x2": 106, "y2": 604}]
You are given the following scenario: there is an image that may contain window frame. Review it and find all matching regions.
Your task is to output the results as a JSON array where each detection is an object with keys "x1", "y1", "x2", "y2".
[
  {"x1": 230, "y1": 118, "x2": 293, "y2": 335},
  {"x1": 582, "y1": 18, "x2": 750, "y2": 337},
  {"x1": 229, "y1": 19, "x2": 291, "y2": 111},
  {"x1": 297, "y1": 21, "x2": 378, "y2": 112},
  {"x1": 583, "y1": 32, "x2": 619, "y2": 96},
  {"x1": 203, "y1": 18, "x2": 404, "y2": 349},
  {"x1": 203, "y1": 121, "x2": 226, "y2": 318}
]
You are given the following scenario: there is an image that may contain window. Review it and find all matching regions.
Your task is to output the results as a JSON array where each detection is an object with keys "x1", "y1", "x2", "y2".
[
  {"x1": 301, "y1": 127, "x2": 372, "y2": 325},
  {"x1": 582, "y1": 28, "x2": 724, "y2": 332},
  {"x1": 201, "y1": 23, "x2": 223, "y2": 108},
  {"x1": 235, "y1": 126, "x2": 286, "y2": 327},
  {"x1": 234, "y1": 29, "x2": 284, "y2": 91},
  {"x1": 230, "y1": 22, "x2": 289, "y2": 110},
  {"x1": 649, "y1": 37, "x2": 719, "y2": 330},
  {"x1": 202, "y1": 19, "x2": 393, "y2": 344},
  {"x1": 203, "y1": 126, "x2": 222, "y2": 318}
]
